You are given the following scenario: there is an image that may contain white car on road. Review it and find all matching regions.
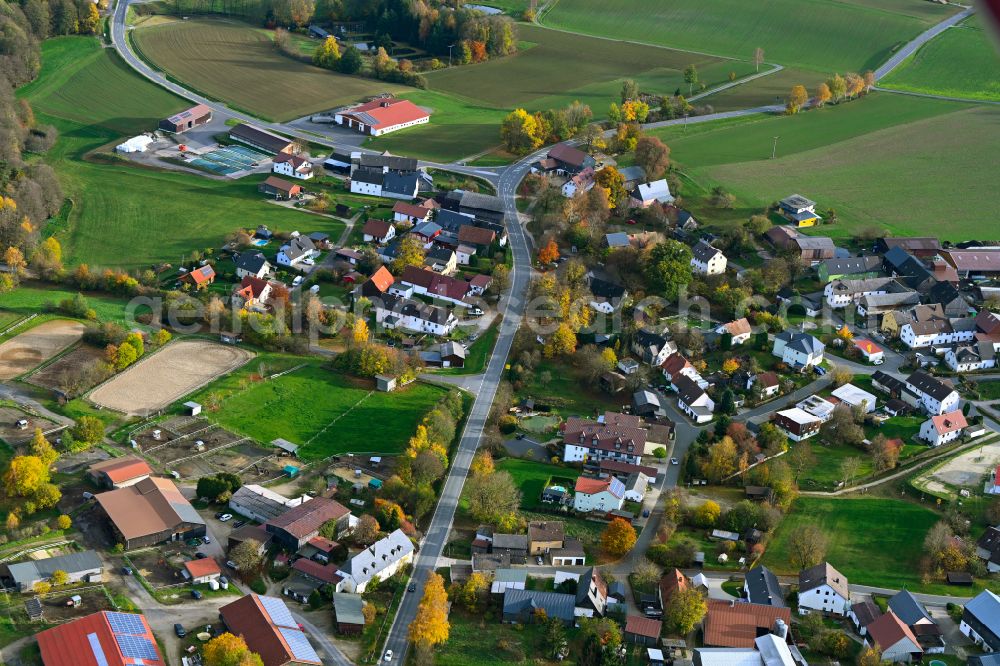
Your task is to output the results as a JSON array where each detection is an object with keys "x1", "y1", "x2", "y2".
[{"x1": 384, "y1": 650, "x2": 393, "y2": 662}]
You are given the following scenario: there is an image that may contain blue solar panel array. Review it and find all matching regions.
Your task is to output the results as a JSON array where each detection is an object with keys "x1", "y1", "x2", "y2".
[
  {"x1": 278, "y1": 627, "x2": 321, "y2": 663},
  {"x1": 115, "y1": 634, "x2": 159, "y2": 661},
  {"x1": 106, "y1": 612, "x2": 145, "y2": 636},
  {"x1": 259, "y1": 595, "x2": 297, "y2": 628}
]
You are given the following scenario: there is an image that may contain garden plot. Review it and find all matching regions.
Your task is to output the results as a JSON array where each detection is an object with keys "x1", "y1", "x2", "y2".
[
  {"x1": 89, "y1": 340, "x2": 252, "y2": 415},
  {"x1": 913, "y1": 436, "x2": 1000, "y2": 498},
  {"x1": 203, "y1": 442, "x2": 288, "y2": 484},
  {"x1": 0, "y1": 319, "x2": 86, "y2": 380},
  {"x1": 142, "y1": 422, "x2": 247, "y2": 466},
  {"x1": 0, "y1": 406, "x2": 59, "y2": 445},
  {"x1": 25, "y1": 343, "x2": 106, "y2": 397},
  {"x1": 38, "y1": 586, "x2": 116, "y2": 622}
]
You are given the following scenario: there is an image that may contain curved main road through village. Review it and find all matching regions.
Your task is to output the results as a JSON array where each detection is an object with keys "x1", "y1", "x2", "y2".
[{"x1": 106, "y1": 1, "x2": 982, "y2": 662}]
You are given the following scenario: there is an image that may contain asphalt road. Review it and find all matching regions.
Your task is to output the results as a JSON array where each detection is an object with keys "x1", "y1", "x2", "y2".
[{"x1": 873, "y1": 5, "x2": 975, "y2": 80}]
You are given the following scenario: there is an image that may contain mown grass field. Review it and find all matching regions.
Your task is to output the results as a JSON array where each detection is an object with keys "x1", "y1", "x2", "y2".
[
  {"x1": 882, "y1": 16, "x2": 1000, "y2": 101},
  {"x1": 132, "y1": 17, "x2": 408, "y2": 120},
  {"x1": 764, "y1": 497, "x2": 938, "y2": 589},
  {"x1": 541, "y1": 0, "x2": 957, "y2": 72},
  {"x1": 200, "y1": 363, "x2": 446, "y2": 459},
  {"x1": 0, "y1": 284, "x2": 138, "y2": 327},
  {"x1": 19, "y1": 37, "x2": 342, "y2": 268},
  {"x1": 703, "y1": 104, "x2": 1000, "y2": 239},
  {"x1": 496, "y1": 457, "x2": 578, "y2": 510}
]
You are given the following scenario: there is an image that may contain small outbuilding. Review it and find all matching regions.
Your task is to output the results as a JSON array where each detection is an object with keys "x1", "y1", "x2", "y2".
[
  {"x1": 376, "y1": 375, "x2": 397, "y2": 392},
  {"x1": 183, "y1": 401, "x2": 202, "y2": 416}
]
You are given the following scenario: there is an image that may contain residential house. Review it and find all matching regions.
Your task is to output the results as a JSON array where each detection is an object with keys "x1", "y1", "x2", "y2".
[
  {"x1": 831, "y1": 383, "x2": 878, "y2": 413},
  {"x1": 491, "y1": 569, "x2": 528, "y2": 594},
  {"x1": 853, "y1": 338, "x2": 884, "y2": 364},
  {"x1": 675, "y1": 374, "x2": 715, "y2": 424},
  {"x1": 232, "y1": 276, "x2": 273, "y2": 310},
  {"x1": 901, "y1": 318, "x2": 976, "y2": 349},
  {"x1": 865, "y1": 611, "x2": 922, "y2": 663},
  {"x1": 623, "y1": 472, "x2": 650, "y2": 502},
  {"x1": 350, "y1": 167, "x2": 418, "y2": 200},
  {"x1": 550, "y1": 539, "x2": 586, "y2": 567},
  {"x1": 798, "y1": 562, "x2": 849, "y2": 616},
  {"x1": 977, "y1": 527, "x2": 1000, "y2": 572},
  {"x1": 457, "y1": 224, "x2": 496, "y2": 249},
  {"x1": 625, "y1": 615, "x2": 662, "y2": 646},
  {"x1": 796, "y1": 394, "x2": 837, "y2": 422},
  {"x1": 2, "y1": 550, "x2": 103, "y2": 593},
  {"x1": 180, "y1": 264, "x2": 216, "y2": 290},
  {"x1": 573, "y1": 476, "x2": 625, "y2": 513},
  {"x1": 362, "y1": 219, "x2": 396, "y2": 244},
  {"x1": 575, "y1": 567, "x2": 609, "y2": 617},
  {"x1": 37, "y1": 611, "x2": 166, "y2": 666},
  {"x1": 375, "y1": 294, "x2": 458, "y2": 336},
  {"x1": 657, "y1": 569, "x2": 688, "y2": 618},
  {"x1": 230, "y1": 123, "x2": 296, "y2": 154},
  {"x1": 547, "y1": 143, "x2": 595, "y2": 174},
  {"x1": 332, "y1": 593, "x2": 366, "y2": 635},
  {"x1": 928, "y1": 281, "x2": 968, "y2": 318},
  {"x1": 889, "y1": 589, "x2": 945, "y2": 654},
  {"x1": 824, "y1": 277, "x2": 899, "y2": 308},
  {"x1": 528, "y1": 521, "x2": 565, "y2": 556},
  {"x1": 411, "y1": 220, "x2": 442, "y2": 247},
  {"x1": 183, "y1": 558, "x2": 221, "y2": 585},
  {"x1": 357, "y1": 266, "x2": 395, "y2": 301},
  {"x1": 772, "y1": 331, "x2": 825, "y2": 369},
  {"x1": 276, "y1": 236, "x2": 317, "y2": 269},
  {"x1": 88, "y1": 456, "x2": 152, "y2": 489},
  {"x1": 502, "y1": 589, "x2": 576, "y2": 625},
  {"x1": 272, "y1": 153, "x2": 313, "y2": 180},
  {"x1": 492, "y1": 534, "x2": 528, "y2": 565},
  {"x1": 561, "y1": 412, "x2": 648, "y2": 465},
  {"x1": 336, "y1": 529, "x2": 414, "y2": 594},
  {"x1": 631, "y1": 179, "x2": 674, "y2": 207},
  {"x1": 716, "y1": 318, "x2": 752, "y2": 345},
  {"x1": 817, "y1": 256, "x2": 883, "y2": 283},
  {"x1": 875, "y1": 237, "x2": 941, "y2": 258},
  {"x1": 334, "y1": 97, "x2": 430, "y2": 135},
  {"x1": 264, "y1": 497, "x2": 351, "y2": 550},
  {"x1": 219, "y1": 594, "x2": 322, "y2": 666},
  {"x1": 284, "y1": 558, "x2": 342, "y2": 602},
  {"x1": 849, "y1": 600, "x2": 883, "y2": 637},
  {"x1": 606, "y1": 231, "x2": 630, "y2": 249},
  {"x1": 562, "y1": 167, "x2": 595, "y2": 198},
  {"x1": 962, "y1": 589, "x2": 1000, "y2": 651},
  {"x1": 756, "y1": 372, "x2": 781, "y2": 398},
  {"x1": 703, "y1": 599, "x2": 793, "y2": 647},
  {"x1": 96, "y1": 477, "x2": 206, "y2": 549},
  {"x1": 229, "y1": 484, "x2": 308, "y2": 523},
  {"x1": 392, "y1": 201, "x2": 433, "y2": 226},
  {"x1": 298, "y1": 536, "x2": 340, "y2": 564},
  {"x1": 691, "y1": 240, "x2": 727, "y2": 275},
  {"x1": 632, "y1": 329, "x2": 677, "y2": 367},
  {"x1": 744, "y1": 565, "x2": 784, "y2": 607},
  {"x1": 946, "y1": 342, "x2": 997, "y2": 372},
  {"x1": 778, "y1": 194, "x2": 820, "y2": 226},
  {"x1": 233, "y1": 252, "x2": 272, "y2": 279},
  {"x1": 424, "y1": 247, "x2": 457, "y2": 275},
  {"x1": 903, "y1": 371, "x2": 961, "y2": 415},
  {"x1": 771, "y1": 408, "x2": 822, "y2": 442},
  {"x1": 857, "y1": 291, "x2": 922, "y2": 328},
  {"x1": 588, "y1": 275, "x2": 628, "y2": 313},
  {"x1": 919, "y1": 410, "x2": 967, "y2": 446}
]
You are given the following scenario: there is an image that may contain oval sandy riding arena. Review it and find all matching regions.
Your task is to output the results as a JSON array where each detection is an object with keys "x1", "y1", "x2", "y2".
[
  {"x1": 89, "y1": 340, "x2": 253, "y2": 415},
  {"x1": 0, "y1": 319, "x2": 87, "y2": 380}
]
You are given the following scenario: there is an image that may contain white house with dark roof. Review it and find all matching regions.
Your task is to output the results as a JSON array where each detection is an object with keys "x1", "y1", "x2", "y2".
[
  {"x1": 798, "y1": 562, "x2": 849, "y2": 616},
  {"x1": 961, "y1": 589, "x2": 1000, "y2": 651},
  {"x1": 675, "y1": 374, "x2": 714, "y2": 423},
  {"x1": 276, "y1": 236, "x2": 318, "y2": 269},
  {"x1": 772, "y1": 330, "x2": 825, "y2": 369},
  {"x1": 336, "y1": 529, "x2": 413, "y2": 594},
  {"x1": 946, "y1": 342, "x2": 997, "y2": 372},
  {"x1": 904, "y1": 371, "x2": 961, "y2": 415},
  {"x1": 233, "y1": 251, "x2": 272, "y2": 279},
  {"x1": 743, "y1": 565, "x2": 784, "y2": 607},
  {"x1": 691, "y1": 240, "x2": 727, "y2": 275}
]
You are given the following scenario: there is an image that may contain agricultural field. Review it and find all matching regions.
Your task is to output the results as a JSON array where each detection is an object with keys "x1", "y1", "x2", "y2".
[
  {"x1": 764, "y1": 497, "x2": 938, "y2": 589},
  {"x1": 132, "y1": 17, "x2": 408, "y2": 120},
  {"x1": 540, "y1": 0, "x2": 957, "y2": 72},
  {"x1": 0, "y1": 320, "x2": 86, "y2": 380},
  {"x1": 199, "y1": 363, "x2": 447, "y2": 459},
  {"x1": 0, "y1": 286, "x2": 140, "y2": 328},
  {"x1": 19, "y1": 37, "x2": 343, "y2": 269},
  {"x1": 88, "y1": 340, "x2": 253, "y2": 415},
  {"x1": 881, "y1": 16, "x2": 1000, "y2": 102}
]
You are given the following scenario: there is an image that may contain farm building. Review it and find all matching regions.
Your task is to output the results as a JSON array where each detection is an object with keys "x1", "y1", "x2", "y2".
[
  {"x1": 264, "y1": 497, "x2": 351, "y2": 550},
  {"x1": 335, "y1": 97, "x2": 430, "y2": 136},
  {"x1": 258, "y1": 176, "x2": 302, "y2": 200},
  {"x1": 2, "y1": 549, "x2": 103, "y2": 593},
  {"x1": 230, "y1": 484, "x2": 310, "y2": 523},
  {"x1": 220, "y1": 594, "x2": 322, "y2": 666},
  {"x1": 37, "y1": 611, "x2": 165, "y2": 666},
  {"x1": 332, "y1": 593, "x2": 366, "y2": 634},
  {"x1": 95, "y1": 477, "x2": 206, "y2": 549},
  {"x1": 115, "y1": 135, "x2": 155, "y2": 153},
  {"x1": 159, "y1": 104, "x2": 213, "y2": 133},
  {"x1": 778, "y1": 194, "x2": 821, "y2": 226},
  {"x1": 88, "y1": 456, "x2": 153, "y2": 489},
  {"x1": 182, "y1": 558, "x2": 222, "y2": 584},
  {"x1": 229, "y1": 123, "x2": 297, "y2": 155}
]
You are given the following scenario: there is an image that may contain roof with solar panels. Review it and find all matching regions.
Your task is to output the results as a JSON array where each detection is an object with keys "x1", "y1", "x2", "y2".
[
  {"x1": 219, "y1": 593, "x2": 321, "y2": 666},
  {"x1": 36, "y1": 610, "x2": 164, "y2": 666}
]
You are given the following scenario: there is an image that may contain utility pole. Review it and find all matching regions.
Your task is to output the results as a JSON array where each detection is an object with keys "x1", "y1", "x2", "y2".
[
  {"x1": 771, "y1": 136, "x2": 780, "y2": 159},
  {"x1": 447, "y1": 44, "x2": 455, "y2": 68}
]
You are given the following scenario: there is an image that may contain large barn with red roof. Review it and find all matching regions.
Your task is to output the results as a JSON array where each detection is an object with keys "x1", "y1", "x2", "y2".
[
  {"x1": 334, "y1": 97, "x2": 430, "y2": 136},
  {"x1": 37, "y1": 611, "x2": 164, "y2": 666}
]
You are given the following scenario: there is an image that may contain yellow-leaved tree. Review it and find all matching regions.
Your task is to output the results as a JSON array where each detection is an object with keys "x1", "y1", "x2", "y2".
[
  {"x1": 408, "y1": 572, "x2": 450, "y2": 649},
  {"x1": 203, "y1": 633, "x2": 264, "y2": 666}
]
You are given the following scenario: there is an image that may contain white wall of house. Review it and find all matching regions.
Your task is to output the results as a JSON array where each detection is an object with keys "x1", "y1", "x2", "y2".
[
  {"x1": 573, "y1": 490, "x2": 624, "y2": 513},
  {"x1": 691, "y1": 253, "x2": 726, "y2": 275},
  {"x1": 351, "y1": 180, "x2": 382, "y2": 197},
  {"x1": 960, "y1": 620, "x2": 997, "y2": 652},
  {"x1": 798, "y1": 586, "x2": 849, "y2": 616},
  {"x1": 919, "y1": 420, "x2": 963, "y2": 446}
]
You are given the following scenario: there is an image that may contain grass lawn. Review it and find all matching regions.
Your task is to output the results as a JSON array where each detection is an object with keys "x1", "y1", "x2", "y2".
[
  {"x1": 515, "y1": 360, "x2": 621, "y2": 420},
  {"x1": 18, "y1": 37, "x2": 342, "y2": 269},
  {"x1": 540, "y1": 0, "x2": 957, "y2": 72},
  {"x1": 701, "y1": 103, "x2": 1000, "y2": 240},
  {"x1": 792, "y1": 441, "x2": 873, "y2": 491},
  {"x1": 882, "y1": 16, "x2": 1000, "y2": 102},
  {"x1": 132, "y1": 17, "x2": 409, "y2": 120},
  {"x1": 873, "y1": 415, "x2": 925, "y2": 443},
  {"x1": 196, "y1": 363, "x2": 447, "y2": 459},
  {"x1": 436, "y1": 609, "x2": 549, "y2": 665},
  {"x1": 0, "y1": 284, "x2": 141, "y2": 328},
  {"x1": 496, "y1": 458, "x2": 578, "y2": 510},
  {"x1": 764, "y1": 497, "x2": 938, "y2": 589}
]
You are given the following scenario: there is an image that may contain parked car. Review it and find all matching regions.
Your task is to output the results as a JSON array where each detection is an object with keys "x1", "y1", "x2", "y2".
[
  {"x1": 536, "y1": 556, "x2": 543, "y2": 565},
  {"x1": 191, "y1": 590, "x2": 203, "y2": 600},
  {"x1": 226, "y1": 560, "x2": 239, "y2": 570},
  {"x1": 292, "y1": 276, "x2": 303, "y2": 287},
  {"x1": 408, "y1": 583, "x2": 416, "y2": 593},
  {"x1": 214, "y1": 512, "x2": 226, "y2": 519},
  {"x1": 813, "y1": 365, "x2": 827, "y2": 376},
  {"x1": 468, "y1": 307, "x2": 484, "y2": 317},
  {"x1": 642, "y1": 509, "x2": 651, "y2": 518},
  {"x1": 194, "y1": 552, "x2": 207, "y2": 559},
  {"x1": 174, "y1": 624, "x2": 186, "y2": 638},
  {"x1": 670, "y1": 458, "x2": 679, "y2": 465},
  {"x1": 384, "y1": 650, "x2": 393, "y2": 663},
  {"x1": 121, "y1": 567, "x2": 132, "y2": 575},
  {"x1": 219, "y1": 514, "x2": 233, "y2": 522},
  {"x1": 202, "y1": 536, "x2": 211, "y2": 544},
  {"x1": 232, "y1": 520, "x2": 246, "y2": 529}
]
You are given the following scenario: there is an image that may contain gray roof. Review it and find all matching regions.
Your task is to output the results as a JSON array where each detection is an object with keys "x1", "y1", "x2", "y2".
[
  {"x1": 6, "y1": 550, "x2": 102, "y2": 586},
  {"x1": 906, "y1": 371, "x2": 956, "y2": 401},
  {"x1": 819, "y1": 255, "x2": 883, "y2": 275},
  {"x1": 633, "y1": 390, "x2": 662, "y2": 409},
  {"x1": 502, "y1": 589, "x2": 576, "y2": 622},
  {"x1": 495, "y1": 568, "x2": 528, "y2": 584},
  {"x1": 357, "y1": 154, "x2": 418, "y2": 172},
  {"x1": 965, "y1": 590, "x2": 1000, "y2": 635},
  {"x1": 692, "y1": 240, "x2": 722, "y2": 263},
  {"x1": 799, "y1": 561, "x2": 848, "y2": 599},
  {"x1": 383, "y1": 171, "x2": 418, "y2": 196},
  {"x1": 231, "y1": 485, "x2": 290, "y2": 522},
  {"x1": 780, "y1": 194, "x2": 815, "y2": 209},
  {"x1": 234, "y1": 252, "x2": 269, "y2": 273},
  {"x1": 332, "y1": 593, "x2": 366, "y2": 625},
  {"x1": 606, "y1": 232, "x2": 630, "y2": 248},
  {"x1": 888, "y1": 589, "x2": 932, "y2": 626},
  {"x1": 459, "y1": 190, "x2": 505, "y2": 214},
  {"x1": 492, "y1": 533, "x2": 528, "y2": 551},
  {"x1": 744, "y1": 565, "x2": 784, "y2": 607},
  {"x1": 776, "y1": 330, "x2": 825, "y2": 356}
]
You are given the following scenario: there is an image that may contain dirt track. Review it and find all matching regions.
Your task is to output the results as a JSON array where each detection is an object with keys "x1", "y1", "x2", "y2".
[
  {"x1": 0, "y1": 319, "x2": 87, "y2": 380},
  {"x1": 89, "y1": 340, "x2": 252, "y2": 415}
]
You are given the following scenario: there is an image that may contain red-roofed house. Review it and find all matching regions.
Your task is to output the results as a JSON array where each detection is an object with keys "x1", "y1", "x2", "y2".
[
  {"x1": 232, "y1": 275, "x2": 273, "y2": 309},
  {"x1": 220, "y1": 594, "x2": 322, "y2": 666},
  {"x1": 183, "y1": 557, "x2": 222, "y2": 584},
  {"x1": 37, "y1": 611, "x2": 165, "y2": 666},
  {"x1": 865, "y1": 610, "x2": 922, "y2": 663},
  {"x1": 179, "y1": 264, "x2": 216, "y2": 290},
  {"x1": 392, "y1": 201, "x2": 432, "y2": 225},
  {"x1": 362, "y1": 219, "x2": 396, "y2": 244},
  {"x1": 468, "y1": 273, "x2": 492, "y2": 295},
  {"x1": 624, "y1": 615, "x2": 662, "y2": 646},
  {"x1": 358, "y1": 265, "x2": 395, "y2": 300},
  {"x1": 703, "y1": 599, "x2": 792, "y2": 648},
  {"x1": 335, "y1": 98, "x2": 430, "y2": 136},
  {"x1": 919, "y1": 409, "x2": 967, "y2": 446},
  {"x1": 88, "y1": 456, "x2": 153, "y2": 489},
  {"x1": 573, "y1": 476, "x2": 625, "y2": 513},
  {"x1": 715, "y1": 318, "x2": 752, "y2": 345},
  {"x1": 854, "y1": 338, "x2": 885, "y2": 364}
]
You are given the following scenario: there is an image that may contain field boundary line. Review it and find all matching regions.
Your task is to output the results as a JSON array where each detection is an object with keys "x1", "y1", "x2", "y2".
[
  {"x1": 0, "y1": 313, "x2": 36, "y2": 337},
  {"x1": 305, "y1": 390, "x2": 375, "y2": 446}
]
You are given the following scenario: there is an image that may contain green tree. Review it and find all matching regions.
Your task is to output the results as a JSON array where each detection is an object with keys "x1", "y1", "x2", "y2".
[
  {"x1": 827, "y1": 73, "x2": 847, "y2": 102},
  {"x1": 643, "y1": 240, "x2": 693, "y2": 300},
  {"x1": 313, "y1": 36, "x2": 341, "y2": 69},
  {"x1": 338, "y1": 46, "x2": 363, "y2": 74},
  {"x1": 683, "y1": 64, "x2": 699, "y2": 95},
  {"x1": 620, "y1": 78, "x2": 639, "y2": 104},
  {"x1": 634, "y1": 136, "x2": 671, "y2": 180},
  {"x1": 72, "y1": 416, "x2": 105, "y2": 446}
]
